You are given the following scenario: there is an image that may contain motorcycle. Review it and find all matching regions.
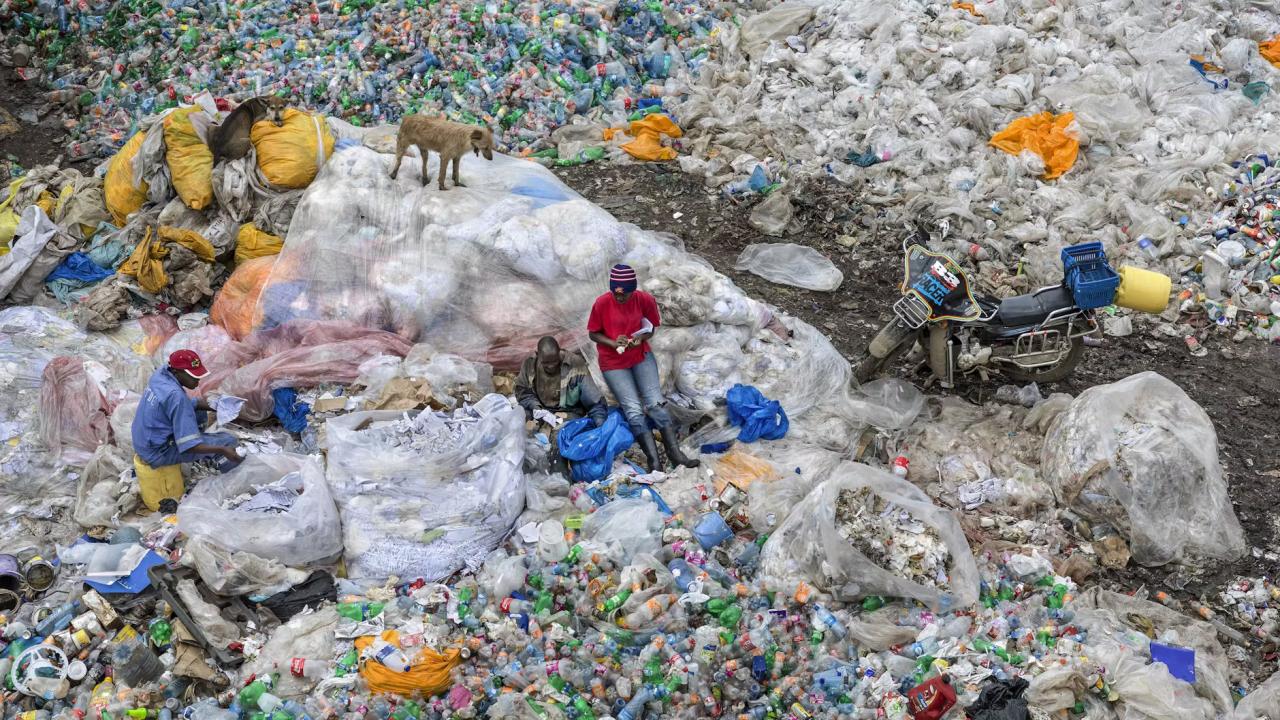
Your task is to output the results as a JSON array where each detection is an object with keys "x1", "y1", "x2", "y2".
[{"x1": 854, "y1": 228, "x2": 1170, "y2": 387}]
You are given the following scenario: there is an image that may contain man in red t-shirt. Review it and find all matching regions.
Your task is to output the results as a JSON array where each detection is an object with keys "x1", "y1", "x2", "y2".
[{"x1": 587, "y1": 264, "x2": 700, "y2": 472}]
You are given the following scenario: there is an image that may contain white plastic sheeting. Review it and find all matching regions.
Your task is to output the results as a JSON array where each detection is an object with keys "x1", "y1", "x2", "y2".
[
  {"x1": 676, "y1": 0, "x2": 1280, "y2": 283},
  {"x1": 735, "y1": 243, "x2": 844, "y2": 291}
]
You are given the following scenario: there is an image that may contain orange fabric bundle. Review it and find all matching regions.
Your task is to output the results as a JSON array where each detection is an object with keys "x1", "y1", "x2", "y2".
[{"x1": 353, "y1": 631, "x2": 462, "y2": 698}]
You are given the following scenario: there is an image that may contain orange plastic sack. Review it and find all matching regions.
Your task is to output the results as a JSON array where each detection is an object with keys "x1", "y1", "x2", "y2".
[
  {"x1": 105, "y1": 131, "x2": 149, "y2": 224},
  {"x1": 989, "y1": 112, "x2": 1079, "y2": 180},
  {"x1": 619, "y1": 114, "x2": 683, "y2": 162},
  {"x1": 354, "y1": 631, "x2": 461, "y2": 697},
  {"x1": 714, "y1": 448, "x2": 780, "y2": 492},
  {"x1": 1262, "y1": 36, "x2": 1280, "y2": 69},
  {"x1": 211, "y1": 256, "x2": 276, "y2": 340}
]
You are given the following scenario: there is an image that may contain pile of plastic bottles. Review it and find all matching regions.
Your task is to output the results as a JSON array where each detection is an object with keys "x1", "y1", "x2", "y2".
[
  {"x1": 3, "y1": 0, "x2": 736, "y2": 159},
  {"x1": 1174, "y1": 153, "x2": 1280, "y2": 343}
]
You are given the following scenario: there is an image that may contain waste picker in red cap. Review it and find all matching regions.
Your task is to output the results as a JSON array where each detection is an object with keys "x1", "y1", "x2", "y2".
[{"x1": 129, "y1": 348, "x2": 243, "y2": 512}]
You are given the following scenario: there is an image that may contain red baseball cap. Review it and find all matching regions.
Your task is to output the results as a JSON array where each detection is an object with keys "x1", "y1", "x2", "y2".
[{"x1": 168, "y1": 349, "x2": 210, "y2": 379}]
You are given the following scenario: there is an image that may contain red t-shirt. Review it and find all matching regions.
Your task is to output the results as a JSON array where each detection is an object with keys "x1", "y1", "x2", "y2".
[{"x1": 587, "y1": 291, "x2": 661, "y2": 372}]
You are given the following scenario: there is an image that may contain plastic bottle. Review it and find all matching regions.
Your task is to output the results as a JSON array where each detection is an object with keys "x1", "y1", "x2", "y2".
[
  {"x1": 1136, "y1": 235, "x2": 1160, "y2": 261},
  {"x1": 335, "y1": 602, "x2": 385, "y2": 621},
  {"x1": 365, "y1": 639, "x2": 411, "y2": 672}
]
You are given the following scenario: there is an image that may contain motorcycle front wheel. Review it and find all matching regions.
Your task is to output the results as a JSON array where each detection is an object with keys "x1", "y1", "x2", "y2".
[{"x1": 1002, "y1": 336, "x2": 1085, "y2": 383}]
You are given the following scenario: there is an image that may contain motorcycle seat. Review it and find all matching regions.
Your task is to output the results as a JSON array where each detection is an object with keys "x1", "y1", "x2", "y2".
[{"x1": 993, "y1": 286, "x2": 1077, "y2": 327}]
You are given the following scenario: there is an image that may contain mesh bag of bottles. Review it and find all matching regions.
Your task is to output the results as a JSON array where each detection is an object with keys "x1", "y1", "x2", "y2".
[
  {"x1": 760, "y1": 460, "x2": 980, "y2": 610},
  {"x1": 1040, "y1": 371, "x2": 1246, "y2": 567},
  {"x1": 323, "y1": 393, "x2": 527, "y2": 583}
]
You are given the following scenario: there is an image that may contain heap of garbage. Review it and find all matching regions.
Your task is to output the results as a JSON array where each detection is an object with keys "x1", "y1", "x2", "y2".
[{"x1": 0, "y1": 105, "x2": 1277, "y2": 720}]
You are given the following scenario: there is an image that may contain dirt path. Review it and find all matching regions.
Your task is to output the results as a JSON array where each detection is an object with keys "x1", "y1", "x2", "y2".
[{"x1": 554, "y1": 161, "x2": 1280, "y2": 602}]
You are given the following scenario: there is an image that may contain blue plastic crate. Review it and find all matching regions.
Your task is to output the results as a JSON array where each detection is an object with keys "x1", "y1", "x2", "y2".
[{"x1": 1060, "y1": 242, "x2": 1119, "y2": 310}]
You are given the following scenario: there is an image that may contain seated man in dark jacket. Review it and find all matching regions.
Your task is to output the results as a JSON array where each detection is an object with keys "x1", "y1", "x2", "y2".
[{"x1": 515, "y1": 336, "x2": 607, "y2": 429}]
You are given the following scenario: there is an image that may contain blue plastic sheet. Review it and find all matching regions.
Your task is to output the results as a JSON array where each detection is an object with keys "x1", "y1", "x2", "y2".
[
  {"x1": 726, "y1": 383, "x2": 788, "y2": 443},
  {"x1": 271, "y1": 387, "x2": 311, "y2": 433},
  {"x1": 558, "y1": 409, "x2": 635, "y2": 483},
  {"x1": 46, "y1": 252, "x2": 113, "y2": 284}
]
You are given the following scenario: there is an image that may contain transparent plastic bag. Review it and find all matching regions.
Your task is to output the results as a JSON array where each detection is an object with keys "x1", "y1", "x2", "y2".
[
  {"x1": 182, "y1": 536, "x2": 309, "y2": 597},
  {"x1": 583, "y1": 498, "x2": 664, "y2": 566},
  {"x1": 323, "y1": 394, "x2": 527, "y2": 582},
  {"x1": 243, "y1": 607, "x2": 339, "y2": 698},
  {"x1": 760, "y1": 461, "x2": 979, "y2": 609},
  {"x1": 734, "y1": 243, "x2": 843, "y2": 291},
  {"x1": 177, "y1": 453, "x2": 341, "y2": 566},
  {"x1": 1041, "y1": 372, "x2": 1245, "y2": 566}
]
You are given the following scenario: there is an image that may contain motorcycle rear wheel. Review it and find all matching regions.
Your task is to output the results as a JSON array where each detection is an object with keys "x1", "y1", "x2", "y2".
[{"x1": 1003, "y1": 336, "x2": 1085, "y2": 383}]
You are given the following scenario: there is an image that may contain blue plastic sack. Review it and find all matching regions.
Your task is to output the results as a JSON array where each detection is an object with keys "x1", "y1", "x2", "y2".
[
  {"x1": 558, "y1": 409, "x2": 635, "y2": 483},
  {"x1": 271, "y1": 387, "x2": 311, "y2": 434},
  {"x1": 726, "y1": 383, "x2": 788, "y2": 443},
  {"x1": 45, "y1": 252, "x2": 112, "y2": 284}
]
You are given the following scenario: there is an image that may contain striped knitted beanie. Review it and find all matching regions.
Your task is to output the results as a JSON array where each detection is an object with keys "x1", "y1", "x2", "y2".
[{"x1": 609, "y1": 264, "x2": 638, "y2": 293}]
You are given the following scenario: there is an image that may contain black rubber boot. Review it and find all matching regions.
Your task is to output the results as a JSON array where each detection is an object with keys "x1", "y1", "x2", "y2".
[
  {"x1": 659, "y1": 426, "x2": 700, "y2": 468},
  {"x1": 635, "y1": 429, "x2": 664, "y2": 473}
]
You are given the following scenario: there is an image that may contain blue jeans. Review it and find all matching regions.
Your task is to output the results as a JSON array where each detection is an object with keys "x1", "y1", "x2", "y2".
[{"x1": 602, "y1": 353, "x2": 671, "y2": 434}]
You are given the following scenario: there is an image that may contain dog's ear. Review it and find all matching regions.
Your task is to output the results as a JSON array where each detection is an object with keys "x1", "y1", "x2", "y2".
[{"x1": 470, "y1": 128, "x2": 484, "y2": 142}]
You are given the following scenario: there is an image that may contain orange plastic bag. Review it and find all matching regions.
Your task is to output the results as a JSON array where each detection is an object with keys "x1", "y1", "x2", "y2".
[
  {"x1": 619, "y1": 114, "x2": 683, "y2": 162},
  {"x1": 989, "y1": 112, "x2": 1079, "y2": 180},
  {"x1": 714, "y1": 448, "x2": 779, "y2": 492},
  {"x1": 354, "y1": 631, "x2": 461, "y2": 697},
  {"x1": 1262, "y1": 36, "x2": 1280, "y2": 69},
  {"x1": 211, "y1": 256, "x2": 276, "y2": 340}
]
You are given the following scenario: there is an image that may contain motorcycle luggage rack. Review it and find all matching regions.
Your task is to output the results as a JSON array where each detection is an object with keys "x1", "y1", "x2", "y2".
[
  {"x1": 893, "y1": 293, "x2": 933, "y2": 329},
  {"x1": 1010, "y1": 328, "x2": 1068, "y2": 368}
]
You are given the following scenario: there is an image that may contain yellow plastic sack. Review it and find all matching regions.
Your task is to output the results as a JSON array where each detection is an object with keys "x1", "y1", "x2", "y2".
[
  {"x1": 0, "y1": 177, "x2": 24, "y2": 254},
  {"x1": 989, "y1": 112, "x2": 1079, "y2": 180},
  {"x1": 619, "y1": 113, "x2": 683, "y2": 162},
  {"x1": 105, "y1": 131, "x2": 150, "y2": 225},
  {"x1": 354, "y1": 631, "x2": 461, "y2": 697},
  {"x1": 234, "y1": 223, "x2": 284, "y2": 266},
  {"x1": 251, "y1": 109, "x2": 335, "y2": 189},
  {"x1": 118, "y1": 226, "x2": 216, "y2": 293},
  {"x1": 1262, "y1": 37, "x2": 1280, "y2": 68},
  {"x1": 135, "y1": 455, "x2": 184, "y2": 512},
  {"x1": 164, "y1": 106, "x2": 215, "y2": 211}
]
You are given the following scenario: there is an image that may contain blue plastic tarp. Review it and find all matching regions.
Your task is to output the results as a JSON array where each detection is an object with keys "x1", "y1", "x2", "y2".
[
  {"x1": 726, "y1": 383, "x2": 788, "y2": 443},
  {"x1": 558, "y1": 409, "x2": 635, "y2": 483}
]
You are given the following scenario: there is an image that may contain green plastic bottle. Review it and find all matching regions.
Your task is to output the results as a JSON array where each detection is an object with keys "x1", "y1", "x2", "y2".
[{"x1": 336, "y1": 602, "x2": 385, "y2": 621}]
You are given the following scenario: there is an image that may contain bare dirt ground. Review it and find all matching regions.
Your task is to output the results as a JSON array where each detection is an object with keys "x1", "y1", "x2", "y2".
[{"x1": 554, "y1": 161, "x2": 1280, "y2": 612}]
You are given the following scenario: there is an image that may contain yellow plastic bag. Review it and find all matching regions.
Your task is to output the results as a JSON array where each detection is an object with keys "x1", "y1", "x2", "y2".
[
  {"x1": 164, "y1": 106, "x2": 215, "y2": 211},
  {"x1": 0, "y1": 177, "x2": 25, "y2": 255},
  {"x1": 354, "y1": 631, "x2": 461, "y2": 697},
  {"x1": 105, "y1": 131, "x2": 150, "y2": 225},
  {"x1": 989, "y1": 112, "x2": 1079, "y2": 180},
  {"x1": 118, "y1": 226, "x2": 216, "y2": 293},
  {"x1": 234, "y1": 223, "x2": 284, "y2": 266},
  {"x1": 619, "y1": 113, "x2": 683, "y2": 162},
  {"x1": 134, "y1": 455, "x2": 184, "y2": 512},
  {"x1": 1261, "y1": 36, "x2": 1280, "y2": 68},
  {"x1": 251, "y1": 109, "x2": 335, "y2": 189}
]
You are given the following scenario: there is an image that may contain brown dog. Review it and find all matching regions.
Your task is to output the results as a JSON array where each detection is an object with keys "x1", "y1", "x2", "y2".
[
  {"x1": 208, "y1": 95, "x2": 288, "y2": 163},
  {"x1": 389, "y1": 115, "x2": 495, "y2": 190}
]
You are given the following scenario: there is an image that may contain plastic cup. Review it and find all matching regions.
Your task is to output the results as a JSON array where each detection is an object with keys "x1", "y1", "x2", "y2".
[{"x1": 538, "y1": 519, "x2": 568, "y2": 562}]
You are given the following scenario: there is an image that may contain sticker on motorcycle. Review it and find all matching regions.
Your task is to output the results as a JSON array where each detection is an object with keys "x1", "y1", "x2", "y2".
[{"x1": 900, "y1": 245, "x2": 982, "y2": 322}]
